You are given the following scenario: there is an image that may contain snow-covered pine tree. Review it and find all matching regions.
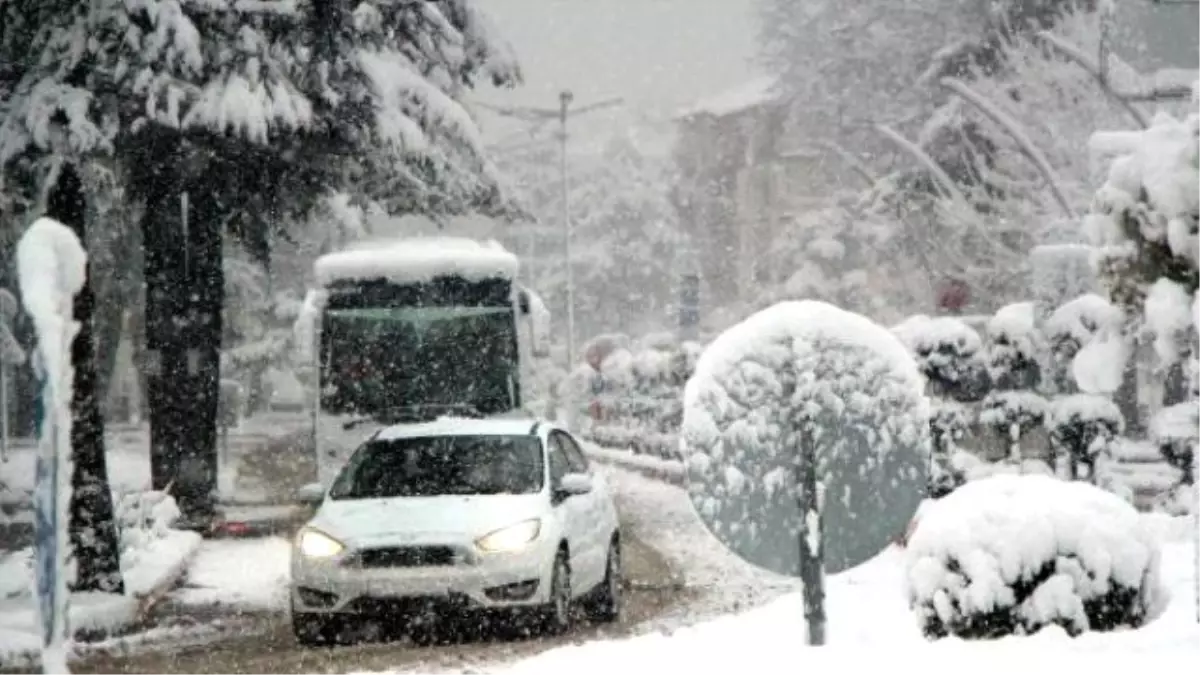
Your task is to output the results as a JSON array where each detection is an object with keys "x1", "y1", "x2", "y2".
[
  {"x1": 1094, "y1": 113, "x2": 1200, "y2": 441},
  {"x1": 2, "y1": 0, "x2": 521, "y2": 525}
]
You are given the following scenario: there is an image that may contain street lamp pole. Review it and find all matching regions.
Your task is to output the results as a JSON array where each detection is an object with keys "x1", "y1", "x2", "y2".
[
  {"x1": 475, "y1": 93, "x2": 623, "y2": 369},
  {"x1": 559, "y1": 90, "x2": 576, "y2": 369}
]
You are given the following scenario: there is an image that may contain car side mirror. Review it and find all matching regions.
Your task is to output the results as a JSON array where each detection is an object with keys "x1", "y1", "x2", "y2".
[
  {"x1": 557, "y1": 473, "x2": 593, "y2": 498},
  {"x1": 296, "y1": 482, "x2": 326, "y2": 506}
]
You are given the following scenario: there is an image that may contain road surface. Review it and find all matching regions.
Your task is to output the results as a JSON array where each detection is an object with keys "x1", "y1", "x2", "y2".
[{"x1": 63, "y1": 513, "x2": 688, "y2": 674}]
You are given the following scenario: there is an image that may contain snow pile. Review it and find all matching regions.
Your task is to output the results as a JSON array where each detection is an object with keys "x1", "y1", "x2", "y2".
[
  {"x1": 1144, "y1": 278, "x2": 1195, "y2": 366},
  {"x1": 114, "y1": 491, "x2": 181, "y2": 566},
  {"x1": 313, "y1": 236, "x2": 519, "y2": 287},
  {"x1": 1045, "y1": 294, "x2": 1125, "y2": 393},
  {"x1": 905, "y1": 474, "x2": 1164, "y2": 639},
  {"x1": 1071, "y1": 331, "x2": 1129, "y2": 395},
  {"x1": 682, "y1": 300, "x2": 929, "y2": 575}
]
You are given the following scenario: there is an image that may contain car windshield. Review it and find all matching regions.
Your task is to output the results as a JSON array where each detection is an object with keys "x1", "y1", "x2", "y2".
[{"x1": 327, "y1": 435, "x2": 544, "y2": 500}]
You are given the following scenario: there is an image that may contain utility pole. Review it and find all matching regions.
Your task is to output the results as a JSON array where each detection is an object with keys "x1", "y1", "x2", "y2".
[
  {"x1": 476, "y1": 93, "x2": 623, "y2": 369},
  {"x1": 558, "y1": 91, "x2": 576, "y2": 369}
]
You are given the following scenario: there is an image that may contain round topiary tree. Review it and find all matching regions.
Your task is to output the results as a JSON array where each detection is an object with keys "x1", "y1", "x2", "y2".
[
  {"x1": 1048, "y1": 394, "x2": 1124, "y2": 482},
  {"x1": 892, "y1": 315, "x2": 991, "y2": 402},
  {"x1": 682, "y1": 300, "x2": 930, "y2": 583},
  {"x1": 905, "y1": 474, "x2": 1164, "y2": 640}
]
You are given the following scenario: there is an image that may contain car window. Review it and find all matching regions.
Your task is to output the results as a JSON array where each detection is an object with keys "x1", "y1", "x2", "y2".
[
  {"x1": 327, "y1": 434, "x2": 544, "y2": 500},
  {"x1": 546, "y1": 435, "x2": 570, "y2": 485},
  {"x1": 554, "y1": 431, "x2": 589, "y2": 473}
]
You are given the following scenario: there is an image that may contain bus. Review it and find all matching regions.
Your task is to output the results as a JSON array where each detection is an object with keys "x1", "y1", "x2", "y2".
[{"x1": 302, "y1": 237, "x2": 550, "y2": 487}]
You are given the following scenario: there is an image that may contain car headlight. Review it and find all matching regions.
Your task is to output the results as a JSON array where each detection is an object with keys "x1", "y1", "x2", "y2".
[
  {"x1": 475, "y1": 519, "x2": 541, "y2": 553},
  {"x1": 297, "y1": 527, "x2": 345, "y2": 559}
]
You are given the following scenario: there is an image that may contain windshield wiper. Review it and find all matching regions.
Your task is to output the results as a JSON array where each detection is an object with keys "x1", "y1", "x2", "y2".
[{"x1": 340, "y1": 403, "x2": 485, "y2": 430}]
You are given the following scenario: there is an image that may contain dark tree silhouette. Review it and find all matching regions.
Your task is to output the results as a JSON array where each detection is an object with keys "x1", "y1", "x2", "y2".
[{"x1": 45, "y1": 157, "x2": 124, "y2": 593}]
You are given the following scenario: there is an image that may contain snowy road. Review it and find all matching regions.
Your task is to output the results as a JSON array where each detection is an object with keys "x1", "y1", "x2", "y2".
[{"x1": 58, "y1": 467, "x2": 713, "y2": 674}]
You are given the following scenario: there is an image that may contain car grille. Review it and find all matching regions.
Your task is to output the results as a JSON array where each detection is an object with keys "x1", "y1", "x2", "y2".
[{"x1": 353, "y1": 545, "x2": 459, "y2": 568}]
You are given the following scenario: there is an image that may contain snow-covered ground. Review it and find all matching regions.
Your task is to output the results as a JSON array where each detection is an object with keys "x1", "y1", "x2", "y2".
[
  {"x1": 174, "y1": 537, "x2": 292, "y2": 611},
  {"x1": 0, "y1": 527, "x2": 201, "y2": 663},
  {"x1": 484, "y1": 471, "x2": 1200, "y2": 674}
]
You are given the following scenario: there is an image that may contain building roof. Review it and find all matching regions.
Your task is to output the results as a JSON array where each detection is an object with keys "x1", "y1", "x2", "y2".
[{"x1": 673, "y1": 75, "x2": 781, "y2": 121}]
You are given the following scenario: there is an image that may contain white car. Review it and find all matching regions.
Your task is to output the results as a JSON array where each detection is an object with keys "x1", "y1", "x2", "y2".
[{"x1": 289, "y1": 417, "x2": 622, "y2": 645}]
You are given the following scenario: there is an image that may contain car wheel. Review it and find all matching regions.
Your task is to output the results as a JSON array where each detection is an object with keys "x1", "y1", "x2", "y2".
[
  {"x1": 541, "y1": 550, "x2": 572, "y2": 635},
  {"x1": 587, "y1": 537, "x2": 622, "y2": 623},
  {"x1": 292, "y1": 609, "x2": 337, "y2": 647}
]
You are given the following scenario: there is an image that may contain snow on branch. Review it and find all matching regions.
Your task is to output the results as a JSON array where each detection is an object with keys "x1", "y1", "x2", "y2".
[{"x1": 357, "y1": 48, "x2": 485, "y2": 158}]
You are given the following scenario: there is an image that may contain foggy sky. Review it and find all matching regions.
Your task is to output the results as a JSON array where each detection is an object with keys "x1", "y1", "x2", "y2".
[{"x1": 474, "y1": 0, "x2": 759, "y2": 142}]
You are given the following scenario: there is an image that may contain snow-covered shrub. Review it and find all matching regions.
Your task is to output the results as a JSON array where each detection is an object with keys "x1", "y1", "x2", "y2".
[
  {"x1": 573, "y1": 333, "x2": 698, "y2": 459},
  {"x1": 985, "y1": 302, "x2": 1043, "y2": 391},
  {"x1": 905, "y1": 474, "x2": 1164, "y2": 640},
  {"x1": 1151, "y1": 402, "x2": 1198, "y2": 486},
  {"x1": 114, "y1": 491, "x2": 182, "y2": 570},
  {"x1": 1145, "y1": 278, "x2": 1197, "y2": 405},
  {"x1": 1048, "y1": 394, "x2": 1124, "y2": 482},
  {"x1": 979, "y1": 390, "x2": 1049, "y2": 463},
  {"x1": 1045, "y1": 294, "x2": 1124, "y2": 394},
  {"x1": 928, "y1": 401, "x2": 971, "y2": 498},
  {"x1": 892, "y1": 315, "x2": 990, "y2": 402},
  {"x1": 682, "y1": 300, "x2": 929, "y2": 575}
]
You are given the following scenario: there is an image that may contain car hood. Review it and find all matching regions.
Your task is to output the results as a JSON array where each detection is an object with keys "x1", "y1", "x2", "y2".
[{"x1": 309, "y1": 493, "x2": 547, "y2": 547}]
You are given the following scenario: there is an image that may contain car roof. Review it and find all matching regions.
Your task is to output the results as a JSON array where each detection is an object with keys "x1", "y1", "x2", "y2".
[{"x1": 373, "y1": 416, "x2": 550, "y2": 443}]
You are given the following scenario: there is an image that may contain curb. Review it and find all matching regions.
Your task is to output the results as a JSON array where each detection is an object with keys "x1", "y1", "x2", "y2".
[
  {"x1": 583, "y1": 446, "x2": 686, "y2": 487},
  {"x1": 132, "y1": 533, "x2": 201, "y2": 622}
]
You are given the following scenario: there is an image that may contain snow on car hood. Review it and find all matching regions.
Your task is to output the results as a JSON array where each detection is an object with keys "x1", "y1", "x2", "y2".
[{"x1": 309, "y1": 493, "x2": 547, "y2": 547}]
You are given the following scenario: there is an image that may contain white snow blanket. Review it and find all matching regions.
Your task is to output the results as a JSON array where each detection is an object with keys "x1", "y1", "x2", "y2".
[
  {"x1": 313, "y1": 236, "x2": 518, "y2": 287},
  {"x1": 905, "y1": 474, "x2": 1164, "y2": 638}
]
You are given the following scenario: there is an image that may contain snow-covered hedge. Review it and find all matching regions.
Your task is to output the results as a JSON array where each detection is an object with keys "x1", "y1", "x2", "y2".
[
  {"x1": 905, "y1": 474, "x2": 1164, "y2": 639},
  {"x1": 566, "y1": 332, "x2": 700, "y2": 459}
]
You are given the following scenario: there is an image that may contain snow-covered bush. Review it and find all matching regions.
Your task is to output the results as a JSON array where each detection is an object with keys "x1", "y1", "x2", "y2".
[
  {"x1": 1145, "y1": 278, "x2": 1197, "y2": 405},
  {"x1": 1151, "y1": 402, "x2": 1198, "y2": 486},
  {"x1": 985, "y1": 302, "x2": 1043, "y2": 391},
  {"x1": 1048, "y1": 394, "x2": 1124, "y2": 482},
  {"x1": 979, "y1": 390, "x2": 1049, "y2": 463},
  {"x1": 892, "y1": 314, "x2": 990, "y2": 401},
  {"x1": 682, "y1": 300, "x2": 929, "y2": 574},
  {"x1": 928, "y1": 401, "x2": 972, "y2": 498},
  {"x1": 905, "y1": 474, "x2": 1164, "y2": 640},
  {"x1": 114, "y1": 491, "x2": 182, "y2": 571},
  {"x1": 1045, "y1": 293, "x2": 1124, "y2": 394},
  {"x1": 572, "y1": 332, "x2": 698, "y2": 459}
]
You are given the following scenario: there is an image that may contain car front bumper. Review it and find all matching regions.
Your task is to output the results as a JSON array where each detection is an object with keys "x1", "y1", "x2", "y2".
[{"x1": 290, "y1": 538, "x2": 557, "y2": 614}]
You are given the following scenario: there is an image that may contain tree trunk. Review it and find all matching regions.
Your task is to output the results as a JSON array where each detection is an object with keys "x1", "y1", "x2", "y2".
[
  {"x1": 142, "y1": 154, "x2": 224, "y2": 528},
  {"x1": 46, "y1": 162, "x2": 124, "y2": 593},
  {"x1": 92, "y1": 296, "x2": 127, "y2": 421}
]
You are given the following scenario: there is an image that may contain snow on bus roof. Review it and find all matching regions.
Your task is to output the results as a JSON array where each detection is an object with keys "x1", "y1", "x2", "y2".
[{"x1": 314, "y1": 236, "x2": 520, "y2": 287}]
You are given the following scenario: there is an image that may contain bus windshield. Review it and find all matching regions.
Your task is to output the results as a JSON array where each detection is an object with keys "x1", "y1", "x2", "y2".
[{"x1": 319, "y1": 277, "x2": 520, "y2": 418}]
